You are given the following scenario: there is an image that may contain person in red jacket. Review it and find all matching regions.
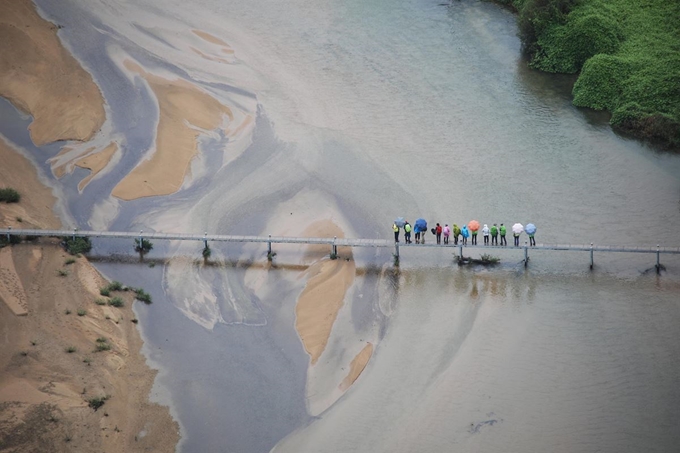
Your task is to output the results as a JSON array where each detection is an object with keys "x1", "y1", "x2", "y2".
[{"x1": 435, "y1": 223, "x2": 442, "y2": 244}]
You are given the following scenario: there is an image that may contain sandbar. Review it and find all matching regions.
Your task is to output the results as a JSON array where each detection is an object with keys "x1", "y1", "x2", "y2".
[
  {"x1": 0, "y1": 0, "x2": 105, "y2": 145},
  {"x1": 295, "y1": 220, "x2": 355, "y2": 365},
  {"x1": 339, "y1": 343, "x2": 374, "y2": 391},
  {"x1": 111, "y1": 61, "x2": 233, "y2": 200},
  {"x1": 75, "y1": 142, "x2": 118, "y2": 191}
]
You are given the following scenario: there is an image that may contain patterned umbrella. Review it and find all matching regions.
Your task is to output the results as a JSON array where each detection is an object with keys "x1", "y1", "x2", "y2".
[
  {"x1": 468, "y1": 220, "x2": 480, "y2": 232},
  {"x1": 512, "y1": 223, "x2": 524, "y2": 234},
  {"x1": 525, "y1": 223, "x2": 536, "y2": 235}
]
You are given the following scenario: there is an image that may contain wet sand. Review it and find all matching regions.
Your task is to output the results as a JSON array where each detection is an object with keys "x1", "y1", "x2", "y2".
[
  {"x1": 0, "y1": 0, "x2": 105, "y2": 146},
  {"x1": 294, "y1": 220, "x2": 356, "y2": 365},
  {"x1": 339, "y1": 343, "x2": 373, "y2": 391},
  {"x1": 75, "y1": 142, "x2": 119, "y2": 191},
  {"x1": 111, "y1": 61, "x2": 233, "y2": 200}
]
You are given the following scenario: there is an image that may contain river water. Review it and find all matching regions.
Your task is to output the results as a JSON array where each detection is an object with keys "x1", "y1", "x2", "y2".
[{"x1": 4, "y1": 0, "x2": 680, "y2": 451}]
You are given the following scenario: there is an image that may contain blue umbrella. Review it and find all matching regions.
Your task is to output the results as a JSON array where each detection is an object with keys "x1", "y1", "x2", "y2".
[
  {"x1": 394, "y1": 217, "x2": 406, "y2": 228},
  {"x1": 525, "y1": 223, "x2": 537, "y2": 235},
  {"x1": 414, "y1": 218, "x2": 427, "y2": 233}
]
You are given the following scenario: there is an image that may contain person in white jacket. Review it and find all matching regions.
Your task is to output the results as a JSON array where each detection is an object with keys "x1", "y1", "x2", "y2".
[{"x1": 482, "y1": 224, "x2": 490, "y2": 245}]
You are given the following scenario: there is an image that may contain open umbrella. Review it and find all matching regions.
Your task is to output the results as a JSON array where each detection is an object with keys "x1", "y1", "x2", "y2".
[
  {"x1": 468, "y1": 220, "x2": 480, "y2": 232},
  {"x1": 415, "y1": 218, "x2": 427, "y2": 233},
  {"x1": 394, "y1": 217, "x2": 406, "y2": 228},
  {"x1": 525, "y1": 223, "x2": 536, "y2": 235},
  {"x1": 512, "y1": 223, "x2": 524, "y2": 234}
]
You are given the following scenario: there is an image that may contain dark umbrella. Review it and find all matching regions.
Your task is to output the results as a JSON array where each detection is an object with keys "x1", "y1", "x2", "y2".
[{"x1": 414, "y1": 218, "x2": 427, "y2": 233}]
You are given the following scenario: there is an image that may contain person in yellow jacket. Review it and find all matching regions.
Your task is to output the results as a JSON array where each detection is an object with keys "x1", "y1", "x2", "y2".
[
  {"x1": 393, "y1": 223, "x2": 400, "y2": 242},
  {"x1": 404, "y1": 222, "x2": 412, "y2": 244}
]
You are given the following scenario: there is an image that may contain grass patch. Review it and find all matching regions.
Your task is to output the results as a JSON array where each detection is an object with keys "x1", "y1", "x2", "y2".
[
  {"x1": 62, "y1": 236, "x2": 92, "y2": 256},
  {"x1": 83, "y1": 357, "x2": 92, "y2": 364},
  {"x1": 108, "y1": 296, "x2": 124, "y2": 308},
  {"x1": 65, "y1": 346, "x2": 76, "y2": 353},
  {"x1": 64, "y1": 309, "x2": 71, "y2": 315},
  {"x1": 87, "y1": 395, "x2": 109, "y2": 411},
  {"x1": 15, "y1": 216, "x2": 22, "y2": 223},
  {"x1": 100, "y1": 287, "x2": 110, "y2": 297},
  {"x1": 133, "y1": 288, "x2": 152, "y2": 304},
  {"x1": 95, "y1": 342, "x2": 111, "y2": 352},
  {"x1": 95, "y1": 298, "x2": 107, "y2": 306},
  {"x1": 509, "y1": 0, "x2": 680, "y2": 147},
  {"x1": 0, "y1": 188, "x2": 20, "y2": 203},
  {"x1": 64, "y1": 258, "x2": 76, "y2": 265},
  {"x1": 106, "y1": 281, "x2": 123, "y2": 291},
  {"x1": 77, "y1": 309, "x2": 86, "y2": 316},
  {"x1": 57, "y1": 269, "x2": 68, "y2": 277}
]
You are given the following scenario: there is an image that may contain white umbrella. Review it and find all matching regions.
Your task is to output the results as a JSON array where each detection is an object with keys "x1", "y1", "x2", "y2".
[{"x1": 512, "y1": 223, "x2": 524, "y2": 234}]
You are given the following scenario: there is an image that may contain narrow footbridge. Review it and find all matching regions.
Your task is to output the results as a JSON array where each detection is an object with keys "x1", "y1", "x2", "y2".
[{"x1": 2, "y1": 228, "x2": 679, "y2": 272}]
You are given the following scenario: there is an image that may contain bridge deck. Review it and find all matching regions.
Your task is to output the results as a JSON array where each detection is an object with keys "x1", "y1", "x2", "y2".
[{"x1": 2, "y1": 228, "x2": 679, "y2": 255}]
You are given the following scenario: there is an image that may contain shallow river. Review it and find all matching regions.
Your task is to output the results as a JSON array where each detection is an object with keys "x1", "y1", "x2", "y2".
[{"x1": 4, "y1": 0, "x2": 680, "y2": 451}]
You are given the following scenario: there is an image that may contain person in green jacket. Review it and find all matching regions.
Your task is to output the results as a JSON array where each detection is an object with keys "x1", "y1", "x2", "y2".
[
  {"x1": 393, "y1": 223, "x2": 399, "y2": 243},
  {"x1": 499, "y1": 223, "x2": 507, "y2": 246},
  {"x1": 453, "y1": 224, "x2": 461, "y2": 245},
  {"x1": 490, "y1": 224, "x2": 498, "y2": 246},
  {"x1": 404, "y1": 222, "x2": 412, "y2": 244}
]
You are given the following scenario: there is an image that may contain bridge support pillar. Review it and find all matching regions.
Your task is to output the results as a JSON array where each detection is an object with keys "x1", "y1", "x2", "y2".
[
  {"x1": 459, "y1": 245, "x2": 463, "y2": 260},
  {"x1": 203, "y1": 232, "x2": 208, "y2": 250},
  {"x1": 394, "y1": 242, "x2": 400, "y2": 267},
  {"x1": 524, "y1": 242, "x2": 529, "y2": 267},
  {"x1": 590, "y1": 243, "x2": 594, "y2": 270},
  {"x1": 73, "y1": 228, "x2": 77, "y2": 242},
  {"x1": 656, "y1": 244, "x2": 661, "y2": 274},
  {"x1": 268, "y1": 234, "x2": 272, "y2": 257},
  {"x1": 331, "y1": 236, "x2": 337, "y2": 259},
  {"x1": 6, "y1": 226, "x2": 10, "y2": 242}
]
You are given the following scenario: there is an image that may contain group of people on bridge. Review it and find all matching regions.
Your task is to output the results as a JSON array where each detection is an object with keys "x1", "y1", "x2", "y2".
[{"x1": 392, "y1": 219, "x2": 537, "y2": 247}]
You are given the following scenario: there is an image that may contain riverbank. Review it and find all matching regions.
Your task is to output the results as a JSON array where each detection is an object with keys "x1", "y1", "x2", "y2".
[
  {"x1": 0, "y1": 140, "x2": 179, "y2": 452},
  {"x1": 495, "y1": 0, "x2": 680, "y2": 148}
]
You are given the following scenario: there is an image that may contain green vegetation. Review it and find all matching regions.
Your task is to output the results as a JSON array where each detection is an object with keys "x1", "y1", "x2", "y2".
[
  {"x1": 57, "y1": 269, "x2": 69, "y2": 277},
  {"x1": 77, "y1": 309, "x2": 87, "y2": 316},
  {"x1": 133, "y1": 288, "x2": 152, "y2": 304},
  {"x1": 63, "y1": 236, "x2": 92, "y2": 255},
  {"x1": 64, "y1": 258, "x2": 76, "y2": 265},
  {"x1": 106, "y1": 281, "x2": 123, "y2": 291},
  {"x1": 504, "y1": 0, "x2": 680, "y2": 147},
  {"x1": 134, "y1": 238, "x2": 153, "y2": 260},
  {"x1": 95, "y1": 298, "x2": 107, "y2": 306},
  {"x1": 0, "y1": 188, "x2": 20, "y2": 203},
  {"x1": 64, "y1": 309, "x2": 71, "y2": 315},
  {"x1": 65, "y1": 346, "x2": 77, "y2": 353},
  {"x1": 108, "y1": 296, "x2": 124, "y2": 308},
  {"x1": 87, "y1": 395, "x2": 109, "y2": 411},
  {"x1": 99, "y1": 287, "x2": 110, "y2": 297}
]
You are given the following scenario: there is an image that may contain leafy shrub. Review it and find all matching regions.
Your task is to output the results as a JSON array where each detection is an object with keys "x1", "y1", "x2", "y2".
[
  {"x1": 95, "y1": 342, "x2": 111, "y2": 352},
  {"x1": 99, "y1": 287, "x2": 110, "y2": 297},
  {"x1": 77, "y1": 309, "x2": 86, "y2": 316},
  {"x1": 108, "y1": 297, "x2": 124, "y2": 308},
  {"x1": 65, "y1": 346, "x2": 76, "y2": 353},
  {"x1": 133, "y1": 288, "x2": 152, "y2": 304},
  {"x1": 95, "y1": 298, "x2": 107, "y2": 306},
  {"x1": 106, "y1": 281, "x2": 123, "y2": 291},
  {"x1": 0, "y1": 188, "x2": 20, "y2": 203},
  {"x1": 63, "y1": 237, "x2": 92, "y2": 256},
  {"x1": 134, "y1": 238, "x2": 153, "y2": 256},
  {"x1": 87, "y1": 396, "x2": 109, "y2": 411}
]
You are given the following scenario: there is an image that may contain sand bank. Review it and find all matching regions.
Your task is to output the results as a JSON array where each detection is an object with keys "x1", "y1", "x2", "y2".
[
  {"x1": 75, "y1": 142, "x2": 119, "y2": 191},
  {"x1": 192, "y1": 29, "x2": 235, "y2": 54},
  {"x1": 111, "y1": 60, "x2": 233, "y2": 200},
  {"x1": 0, "y1": 139, "x2": 59, "y2": 230},
  {"x1": 0, "y1": 141, "x2": 178, "y2": 451},
  {"x1": 295, "y1": 220, "x2": 355, "y2": 365},
  {"x1": 0, "y1": 0, "x2": 105, "y2": 146},
  {"x1": 339, "y1": 343, "x2": 373, "y2": 391}
]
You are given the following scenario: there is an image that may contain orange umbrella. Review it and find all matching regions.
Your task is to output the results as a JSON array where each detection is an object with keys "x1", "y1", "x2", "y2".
[{"x1": 468, "y1": 220, "x2": 480, "y2": 232}]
